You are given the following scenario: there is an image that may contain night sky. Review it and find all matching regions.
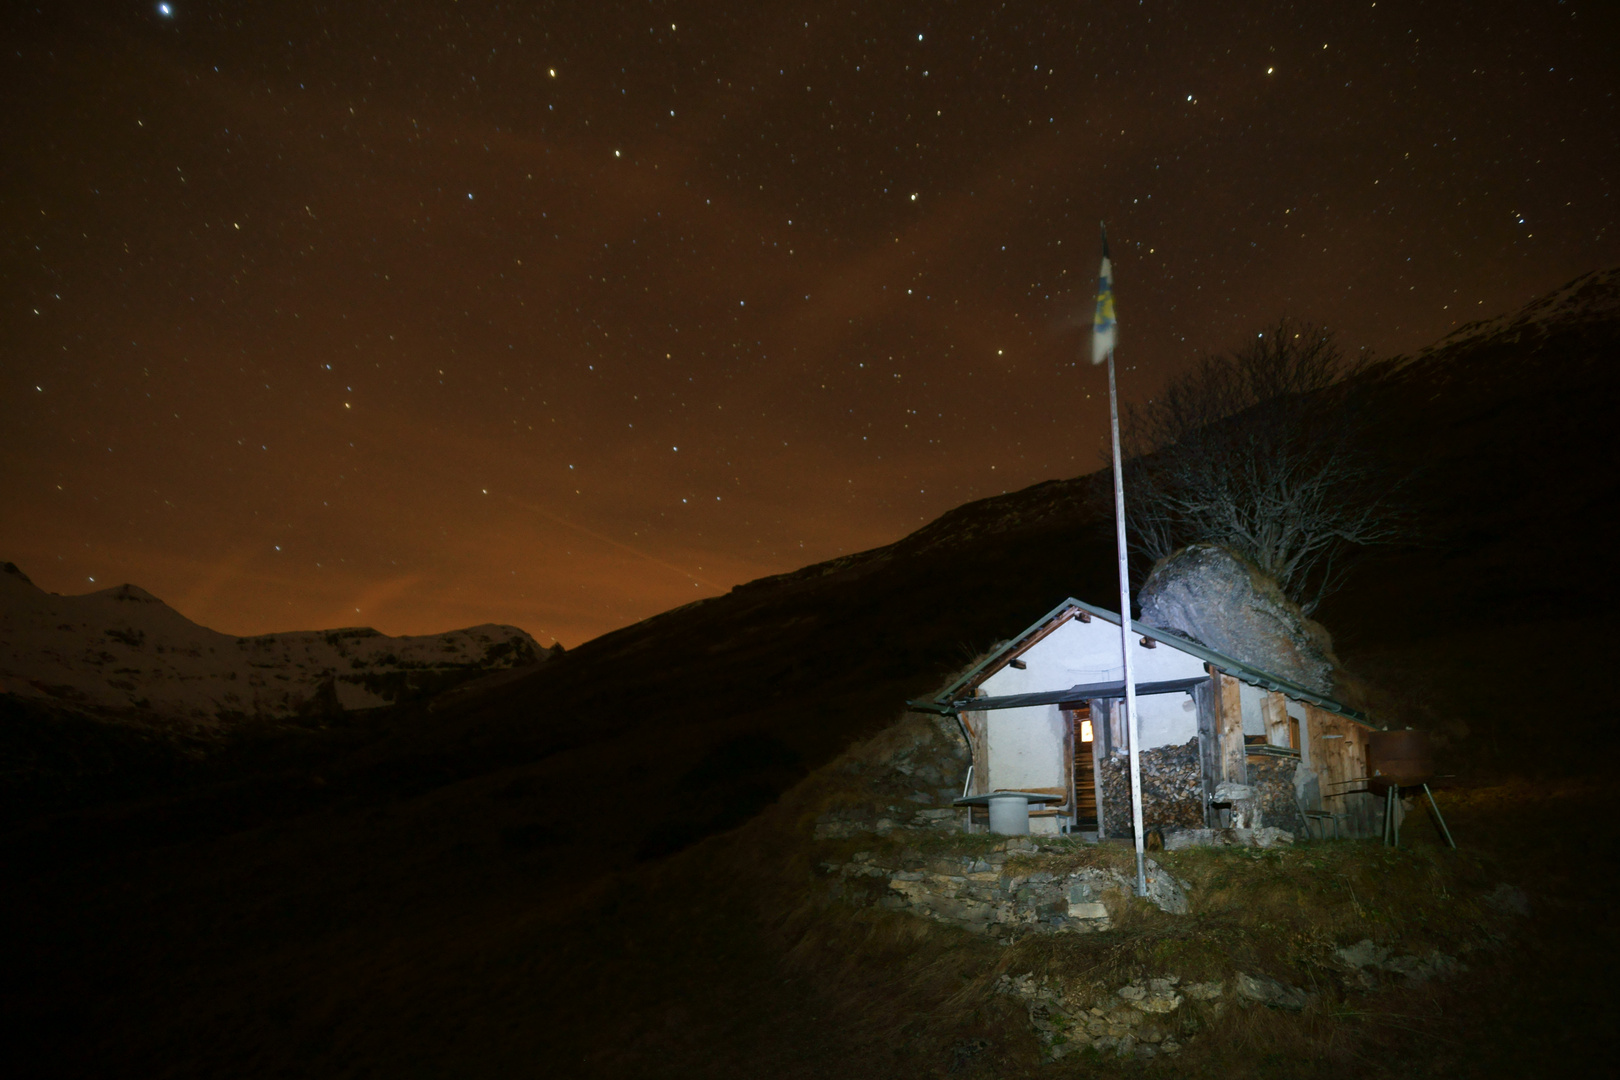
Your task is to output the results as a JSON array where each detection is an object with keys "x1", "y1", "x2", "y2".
[{"x1": 6, "y1": 1, "x2": 1616, "y2": 647}]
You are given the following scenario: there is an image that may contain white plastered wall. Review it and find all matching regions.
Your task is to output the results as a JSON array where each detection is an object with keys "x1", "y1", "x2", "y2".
[
  {"x1": 981, "y1": 704, "x2": 1068, "y2": 794},
  {"x1": 978, "y1": 614, "x2": 1207, "y2": 755},
  {"x1": 1135, "y1": 692, "x2": 1200, "y2": 749},
  {"x1": 1239, "y1": 681, "x2": 1267, "y2": 737}
]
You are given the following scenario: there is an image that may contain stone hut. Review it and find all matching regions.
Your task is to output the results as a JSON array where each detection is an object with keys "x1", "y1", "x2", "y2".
[{"x1": 917, "y1": 598, "x2": 1380, "y2": 840}]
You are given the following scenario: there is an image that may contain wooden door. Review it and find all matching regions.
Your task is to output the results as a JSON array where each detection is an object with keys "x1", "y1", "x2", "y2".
[{"x1": 1068, "y1": 705, "x2": 1098, "y2": 828}]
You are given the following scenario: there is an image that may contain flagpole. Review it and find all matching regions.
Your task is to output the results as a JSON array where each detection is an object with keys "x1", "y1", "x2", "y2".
[
  {"x1": 1093, "y1": 220, "x2": 1148, "y2": 898},
  {"x1": 1107, "y1": 346, "x2": 1149, "y2": 898}
]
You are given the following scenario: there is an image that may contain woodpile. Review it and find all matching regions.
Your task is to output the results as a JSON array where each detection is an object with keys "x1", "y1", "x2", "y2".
[
  {"x1": 1245, "y1": 756, "x2": 1306, "y2": 834},
  {"x1": 1098, "y1": 738, "x2": 1205, "y2": 832}
]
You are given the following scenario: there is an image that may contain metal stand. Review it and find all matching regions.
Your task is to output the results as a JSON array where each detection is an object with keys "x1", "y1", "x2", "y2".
[
  {"x1": 1382, "y1": 783, "x2": 1456, "y2": 849},
  {"x1": 1422, "y1": 783, "x2": 1456, "y2": 849}
]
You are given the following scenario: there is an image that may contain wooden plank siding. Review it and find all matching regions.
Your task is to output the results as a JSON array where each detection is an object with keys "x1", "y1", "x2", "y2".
[
  {"x1": 1215, "y1": 673, "x2": 1247, "y2": 785},
  {"x1": 1193, "y1": 678, "x2": 1223, "y2": 826},
  {"x1": 1305, "y1": 703, "x2": 1333, "y2": 810},
  {"x1": 1342, "y1": 722, "x2": 1375, "y2": 835},
  {"x1": 1306, "y1": 703, "x2": 1379, "y2": 837}
]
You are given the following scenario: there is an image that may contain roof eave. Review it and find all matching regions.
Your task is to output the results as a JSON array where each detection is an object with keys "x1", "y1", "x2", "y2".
[
  {"x1": 931, "y1": 596, "x2": 1373, "y2": 729},
  {"x1": 930, "y1": 597, "x2": 1087, "y2": 704}
]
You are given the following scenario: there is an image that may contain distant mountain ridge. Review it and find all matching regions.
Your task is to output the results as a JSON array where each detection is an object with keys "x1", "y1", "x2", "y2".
[
  {"x1": 0, "y1": 562, "x2": 545, "y2": 729},
  {"x1": 738, "y1": 265, "x2": 1620, "y2": 625},
  {"x1": 1394, "y1": 266, "x2": 1620, "y2": 372}
]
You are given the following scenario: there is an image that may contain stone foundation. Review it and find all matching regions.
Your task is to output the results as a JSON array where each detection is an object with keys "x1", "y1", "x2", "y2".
[
  {"x1": 823, "y1": 840, "x2": 1188, "y2": 937},
  {"x1": 997, "y1": 972, "x2": 1216, "y2": 1061}
]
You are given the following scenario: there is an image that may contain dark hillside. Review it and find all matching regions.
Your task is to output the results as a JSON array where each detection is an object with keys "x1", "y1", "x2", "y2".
[
  {"x1": 1317, "y1": 267, "x2": 1620, "y2": 772},
  {"x1": 1331, "y1": 266, "x2": 1620, "y2": 630},
  {"x1": 2, "y1": 269, "x2": 1618, "y2": 1077}
]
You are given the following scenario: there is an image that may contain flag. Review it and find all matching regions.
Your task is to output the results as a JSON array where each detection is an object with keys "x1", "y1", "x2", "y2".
[{"x1": 1091, "y1": 230, "x2": 1116, "y2": 365}]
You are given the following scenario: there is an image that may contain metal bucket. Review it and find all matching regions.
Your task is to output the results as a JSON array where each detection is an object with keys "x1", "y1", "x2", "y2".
[{"x1": 987, "y1": 793, "x2": 1032, "y2": 835}]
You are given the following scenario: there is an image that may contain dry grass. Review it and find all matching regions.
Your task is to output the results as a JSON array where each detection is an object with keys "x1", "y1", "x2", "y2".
[{"x1": 613, "y1": 748, "x2": 1600, "y2": 1079}]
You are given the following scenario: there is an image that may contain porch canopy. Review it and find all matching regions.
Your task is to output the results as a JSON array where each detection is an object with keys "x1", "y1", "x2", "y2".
[{"x1": 948, "y1": 675, "x2": 1207, "y2": 713}]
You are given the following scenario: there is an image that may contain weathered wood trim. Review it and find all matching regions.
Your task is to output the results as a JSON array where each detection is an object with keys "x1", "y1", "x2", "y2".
[
  {"x1": 1216, "y1": 673, "x2": 1247, "y2": 785},
  {"x1": 1089, "y1": 698, "x2": 1109, "y2": 839},
  {"x1": 957, "y1": 607, "x2": 1084, "y2": 694},
  {"x1": 1112, "y1": 696, "x2": 1130, "y2": 755},
  {"x1": 1303, "y1": 703, "x2": 1332, "y2": 811},
  {"x1": 961, "y1": 709, "x2": 989, "y2": 797},
  {"x1": 1193, "y1": 678, "x2": 1222, "y2": 826},
  {"x1": 1061, "y1": 708, "x2": 1075, "y2": 824}
]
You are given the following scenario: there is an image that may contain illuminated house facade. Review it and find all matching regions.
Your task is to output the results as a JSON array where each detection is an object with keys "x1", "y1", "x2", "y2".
[{"x1": 927, "y1": 599, "x2": 1379, "y2": 838}]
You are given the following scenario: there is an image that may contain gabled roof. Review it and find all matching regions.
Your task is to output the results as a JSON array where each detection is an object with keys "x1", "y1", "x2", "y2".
[{"x1": 922, "y1": 597, "x2": 1372, "y2": 728}]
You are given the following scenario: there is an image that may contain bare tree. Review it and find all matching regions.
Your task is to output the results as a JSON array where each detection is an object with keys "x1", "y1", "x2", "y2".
[{"x1": 1120, "y1": 319, "x2": 1408, "y2": 614}]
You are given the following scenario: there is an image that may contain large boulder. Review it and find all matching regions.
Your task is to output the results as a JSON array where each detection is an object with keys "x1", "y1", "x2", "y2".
[{"x1": 1137, "y1": 544, "x2": 1341, "y2": 695}]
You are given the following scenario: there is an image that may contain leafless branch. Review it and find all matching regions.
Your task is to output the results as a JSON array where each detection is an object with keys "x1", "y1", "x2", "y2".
[{"x1": 1119, "y1": 319, "x2": 1410, "y2": 613}]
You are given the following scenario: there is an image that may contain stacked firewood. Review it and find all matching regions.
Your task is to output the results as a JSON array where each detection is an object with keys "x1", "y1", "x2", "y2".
[
  {"x1": 1098, "y1": 738, "x2": 1205, "y2": 832},
  {"x1": 1245, "y1": 757, "x2": 1306, "y2": 834}
]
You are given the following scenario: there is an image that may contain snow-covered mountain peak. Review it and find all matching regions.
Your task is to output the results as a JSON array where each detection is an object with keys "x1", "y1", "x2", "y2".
[{"x1": 0, "y1": 564, "x2": 547, "y2": 730}]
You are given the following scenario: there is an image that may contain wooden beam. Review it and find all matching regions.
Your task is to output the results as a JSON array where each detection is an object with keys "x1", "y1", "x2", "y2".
[
  {"x1": 1090, "y1": 698, "x2": 1110, "y2": 839},
  {"x1": 1304, "y1": 704, "x2": 1333, "y2": 812},
  {"x1": 1062, "y1": 708, "x2": 1075, "y2": 822},
  {"x1": 1216, "y1": 673, "x2": 1247, "y2": 785},
  {"x1": 1345, "y1": 724, "x2": 1373, "y2": 836},
  {"x1": 1193, "y1": 679, "x2": 1223, "y2": 826}
]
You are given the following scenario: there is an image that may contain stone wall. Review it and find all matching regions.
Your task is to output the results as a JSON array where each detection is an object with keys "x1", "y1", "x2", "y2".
[
  {"x1": 1097, "y1": 737, "x2": 1206, "y2": 834},
  {"x1": 823, "y1": 839, "x2": 1188, "y2": 938},
  {"x1": 999, "y1": 947, "x2": 1460, "y2": 1062},
  {"x1": 811, "y1": 713, "x2": 970, "y2": 839},
  {"x1": 997, "y1": 972, "x2": 1219, "y2": 1061}
]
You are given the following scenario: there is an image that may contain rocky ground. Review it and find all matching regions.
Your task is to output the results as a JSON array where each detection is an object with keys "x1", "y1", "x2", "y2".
[
  {"x1": 790, "y1": 711, "x2": 1537, "y2": 1071},
  {"x1": 824, "y1": 839, "x2": 1188, "y2": 938}
]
